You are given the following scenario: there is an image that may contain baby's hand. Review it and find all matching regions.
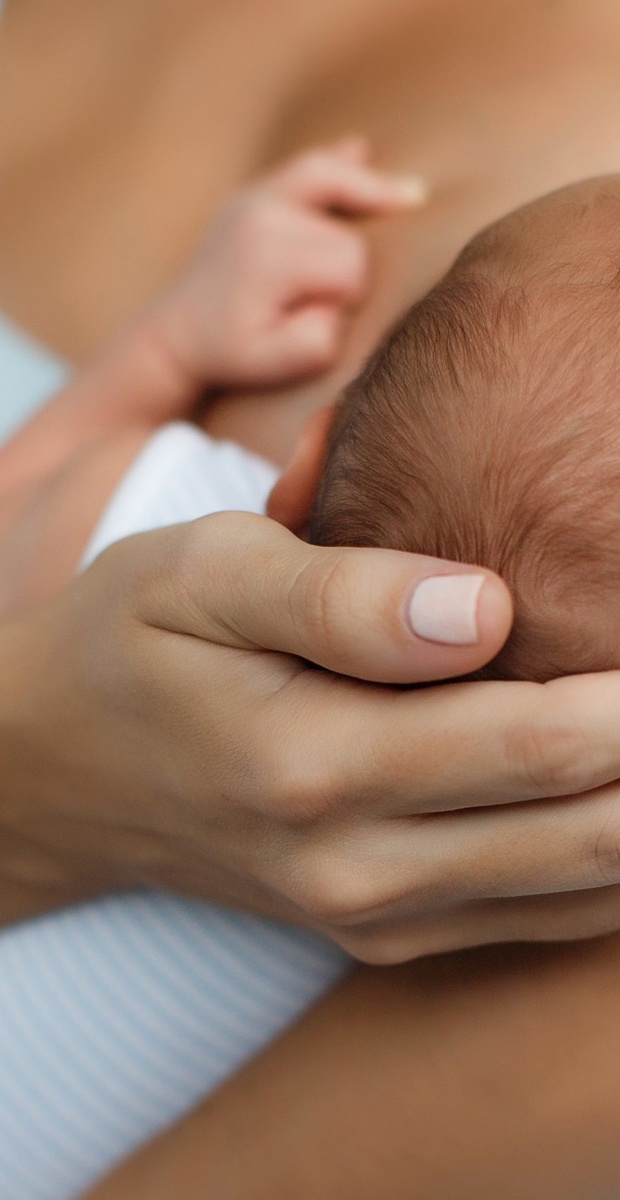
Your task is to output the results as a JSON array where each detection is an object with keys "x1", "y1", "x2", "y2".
[
  {"x1": 0, "y1": 142, "x2": 425, "y2": 496},
  {"x1": 151, "y1": 139, "x2": 427, "y2": 389}
]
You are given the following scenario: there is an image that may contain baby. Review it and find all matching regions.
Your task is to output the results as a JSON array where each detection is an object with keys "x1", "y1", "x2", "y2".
[
  {"x1": 5, "y1": 171, "x2": 620, "y2": 672},
  {"x1": 276, "y1": 174, "x2": 620, "y2": 684}
]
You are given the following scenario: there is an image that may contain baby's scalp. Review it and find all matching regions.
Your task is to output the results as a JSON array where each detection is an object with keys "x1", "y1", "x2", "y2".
[{"x1": 311, "y1": 176, "x2": 620, "y2": 682}]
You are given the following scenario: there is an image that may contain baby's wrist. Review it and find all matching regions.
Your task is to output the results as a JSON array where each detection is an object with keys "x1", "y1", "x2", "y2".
[
  {"x1": 142, "y1": 282, "x2": 241, "y2": 395},
  {"x1": 126, "y1": 309, "x2": 215, "y2": 406}
]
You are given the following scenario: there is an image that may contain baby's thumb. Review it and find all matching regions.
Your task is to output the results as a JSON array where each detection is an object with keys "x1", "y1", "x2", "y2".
[{"x1": 132, "y1": 514, "x2": 513, "y2": 684}]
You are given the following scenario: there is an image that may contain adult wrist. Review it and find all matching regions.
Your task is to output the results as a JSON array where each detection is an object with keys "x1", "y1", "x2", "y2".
[{"x1": 0, "y1": 610, "x2": 95, "y2": 924}]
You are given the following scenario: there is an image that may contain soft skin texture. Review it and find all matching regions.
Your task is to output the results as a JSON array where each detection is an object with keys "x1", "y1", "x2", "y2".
[
  {"x1": 7, "y1": 0, "x2": 620, "y2": 467},
  {"x1": 0, "y1": 140, "x2": 425, "y2": 610},
  {"x1": 6, "y1": 168, "x2": 620, "y2": 961},
  {"x1": 9, "y1": 510, "x2": 620, "y2": 958},
  {"x1": 82, "y1": 934, "x2": 620, "y2": 1200},
  {"x1": 0, "y1": 140, "x2": 421, "y2": 497}
]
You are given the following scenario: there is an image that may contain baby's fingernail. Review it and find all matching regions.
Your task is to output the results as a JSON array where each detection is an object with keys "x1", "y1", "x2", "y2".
[
  {"x1": 408, "y1": 575, "x2": 485, "y2": 645},
  {"x1": 397, "y1": 175, "x2": 430, "y2": 206}
]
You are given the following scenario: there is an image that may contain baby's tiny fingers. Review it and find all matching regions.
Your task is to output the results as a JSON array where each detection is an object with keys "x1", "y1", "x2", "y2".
[
  {"x1": 276, "y1": 150, "x2": 429, "y2": 215},
  {"x1": 286, "y1": 222, "x2": 368, "y2": 306}
]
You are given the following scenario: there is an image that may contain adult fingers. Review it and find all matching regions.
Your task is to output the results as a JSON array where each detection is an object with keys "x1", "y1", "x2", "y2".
[
  {"x1": 389, "y1": 783, "x2": 620, "y2": 904},
  {"x1": 338, "y1": 884, "x2": 620, "y2": 964},
  {"x1": 277, "y1": 668, "x2": 620, "y2": 817},
  {"x1": 448, "y1": 884, "x2": 620, "y2": 951},
  {"x1": 282, "y1": 783, "x2": 620, "y2": 944},
  {"x1": 383, "y1": 885, "x2": 620, "y2": 964},
  {"x1": 127, "y1": 512, "x2": 512, "y2": 684},
  {"x1": 274, "y1": 148, "x2": 429, "y2": 215}
]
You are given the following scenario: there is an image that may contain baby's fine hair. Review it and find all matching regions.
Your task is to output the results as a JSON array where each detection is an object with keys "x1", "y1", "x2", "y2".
[{"x1": 310, "y1": 179, "x2": 620, "y2": 681}]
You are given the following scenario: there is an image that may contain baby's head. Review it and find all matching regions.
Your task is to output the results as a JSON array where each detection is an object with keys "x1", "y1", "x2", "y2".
[{"x1": 277, "y1": 177, "x2": 620, "y2": 682}]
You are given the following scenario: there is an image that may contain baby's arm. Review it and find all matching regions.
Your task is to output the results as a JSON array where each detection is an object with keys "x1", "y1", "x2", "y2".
[
  {"x1": 0, "y1": 141, "x2": 424, "y2": 494},
  {"x1": 0, "y1": 427, "x2": 153, "y2": 614}
]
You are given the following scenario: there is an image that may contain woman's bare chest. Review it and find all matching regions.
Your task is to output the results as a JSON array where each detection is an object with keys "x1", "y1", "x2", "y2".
[{"x1": 2, "y1": 0, "x2": 620, "y2": 362}]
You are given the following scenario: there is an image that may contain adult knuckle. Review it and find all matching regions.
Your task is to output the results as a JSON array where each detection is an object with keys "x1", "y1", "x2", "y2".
[
  {"x1": 259, "y1": 737, "x2": 339, "y2": 827},
  {"x1": 290, "y1": 846, "x2": 383, "y2": 926},
  {"x1": 178, "y1": 511, "x2": 256, "y2": 576},
  {"x1": 508, "y1": 710, "x2": 595, "y2": 797}
]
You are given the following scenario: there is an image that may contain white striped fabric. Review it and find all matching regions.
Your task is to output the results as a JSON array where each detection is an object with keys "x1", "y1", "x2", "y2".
[
  {"x1": 0, "y1": 894, "x2": 347, "y2": 1199},
  {"x1": 0, "y1": 419, "x2": 351, "y2": 1199}
]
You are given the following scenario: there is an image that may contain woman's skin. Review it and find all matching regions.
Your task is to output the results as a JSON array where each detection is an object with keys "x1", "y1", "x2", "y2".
[
  {"x1": 84, "y1": 934, "x2": 620, "y2": 1200},
  {"x1": 4, "y1": 0, "x2": 620, "y2": 461}
]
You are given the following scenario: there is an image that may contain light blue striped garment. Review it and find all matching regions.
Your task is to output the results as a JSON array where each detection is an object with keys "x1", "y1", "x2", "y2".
[{"x1": 0, "y1": 320, "x2": 350, "y2": 1199}]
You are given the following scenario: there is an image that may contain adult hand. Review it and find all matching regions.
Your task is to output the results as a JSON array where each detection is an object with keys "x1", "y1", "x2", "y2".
[{"x1": 2, "y1": 512, "x2": 620, "y2": 961}]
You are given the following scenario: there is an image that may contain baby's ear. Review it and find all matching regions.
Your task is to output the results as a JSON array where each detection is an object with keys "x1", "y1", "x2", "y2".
[{"x1": 267, "y1": 406, "x2": 336, "y2": 534}]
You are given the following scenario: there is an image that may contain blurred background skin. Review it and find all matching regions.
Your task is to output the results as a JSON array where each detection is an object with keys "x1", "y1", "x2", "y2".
[{"x1": 3, "y1": 0, "x2": 620, "y2": 467}]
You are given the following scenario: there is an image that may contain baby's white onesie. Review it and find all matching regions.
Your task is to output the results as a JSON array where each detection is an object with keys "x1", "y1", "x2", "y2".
[{"x1": 0, "y1": 423, "x2": 350, "y2": 1200}]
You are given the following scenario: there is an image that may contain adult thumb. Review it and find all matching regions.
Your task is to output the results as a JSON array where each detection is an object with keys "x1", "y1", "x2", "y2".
[{"x1": 127, "y1": 513, "x2": 513, "y2": 684}]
